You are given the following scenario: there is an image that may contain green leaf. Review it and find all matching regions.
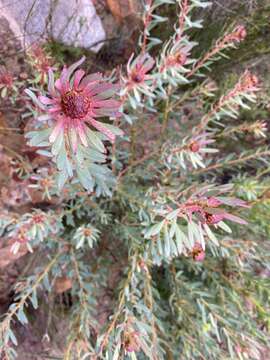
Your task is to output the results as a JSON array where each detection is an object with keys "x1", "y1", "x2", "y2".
[
  {"x1": 57, "y1": 169, "x2": 69, "y2": 190},
  {"x1": 51, "y1": 132, "x2": 64, "y2": 156},
  {"x1": 30, "y1": 290, "x2": 38, "y2": 309},
  {"x1": 86, "y1": 128, "x2": 106, "y2": 153},
  {"x1": 77, "y1": 166, "x2": 94, "y2": 191},
  {"x1": 17, "y1": 308, "x2": 28, "y2": 325},
  {"x1": 144, "y1": 220, "x2": 165, "y2": 238},
  {"x1": 27, "y1": 128, "x2": 51, "y2": 147},
  {"x1": 99, "y1": 123, "x2": 123, "y2": 136},
  {"x1": 218, "y1": 221, "x2": 232, "y2": 233},
  {"x1": 166, "y1": 209, "x2": 179, "y2": 221},
  {"x1": 204, "y1": 224, "x2": 219, "y2": 245},
  {"x1": 6, "y1": 329, "x2": 18, "y2": 346}
]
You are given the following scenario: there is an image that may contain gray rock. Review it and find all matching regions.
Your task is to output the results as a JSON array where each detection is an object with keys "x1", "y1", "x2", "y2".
[{"x1": 0, "y1": 0, "x2": 106, "y2": 52}]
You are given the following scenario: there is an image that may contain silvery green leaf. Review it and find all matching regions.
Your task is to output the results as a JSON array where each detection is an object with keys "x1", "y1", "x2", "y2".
[
  {"x1": 99, "y1": 123, "x2": 123, "y2": 136},
  {"x1": 17, "y1": 308, "x2": 28, "y2": 325},
  {"x1": 175, "y1": 228, "x2": 183, "y2": 255},
  {"x1": 57, "y1": 170, "x2": 69, "y2": 190},
  {"x1": 36, "y1": 149, "x2": 52, "y2": 157},
  {"x1": 217, "y1": 221, "x2": 232, "y2": 233},
  {"x1": 77, "y1": 166, "x2": 94, "y2": 191},
  {"x1": 27, "y1": 128, "x2": 51, "y2": 147},
  {"x1": 25, "y1": 89, "x2": 46, "y2": 110},
  {"x1": 51, "y1": 132, "x2": 64, "y2": 156},
  {"x1": 86, "y1": 128, "x2": 105, "y2": 153},
  {"x1": 191, "y1": 0, "x2": 212, "y2": 8},
  {"x1": 166, "y1": 209, "x2": 179, "y2": 221},
  {"x1": 164, "y1": 223, "x2": 171, "y2": 257},
  {"x1": 204, "y1": 224, "x2": 219, "y2": 245},
  {"x1": 30, "y1": 290, "x2": 38, "y2": 309},
  {"x1": 144, "y1": 220, "x2": 165, "y2": 238},
  {"x1": 6, "y1": 329, "x2": 18, "y2": 346}
]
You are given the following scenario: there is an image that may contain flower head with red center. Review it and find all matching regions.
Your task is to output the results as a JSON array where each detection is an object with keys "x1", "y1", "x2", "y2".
[
  {"x1": 160, "y1": 35, "x2": 195, "y2": 75},
  {"x1": 121, "y1": 52, "x2": 155, "y2": 107},
  {"x1": 182, "y1": 188, "x2": 249, "y2": 227},
  {"x1": 26, "y1": 56, "x2": 122, "y2": 153},
  {"x1": 188, "y1": 133, "x2": 216, "y2": 153},
  {"x1": 122, "y1": 53, "x2": 155, "y2": 104},
  {"x1": 127, "y1": 53, "x2": 154, "y2": 86},
  {"x1": 162, "y1": 43, "x2": 192, "y2": 71}
]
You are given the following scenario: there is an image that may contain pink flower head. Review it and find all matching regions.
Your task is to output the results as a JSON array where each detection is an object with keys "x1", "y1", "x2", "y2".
[
  {"x1": 236, "y1": 71, "x2": 259, "y2": 93},
  {"x1": 27, "y1": 57, "x2": 122, "y2": 153},
  {"x1": 188, "y1": 133, "x2": 216, "y2": 153},
  {"x1": 230, "y1": 25, "x2": 247, "y2": 43},
  {"x1": 28, "y1": 44, "x2": 56, "y2": 84},
  {"x1": 0, "y1": 66, "x2": 13, "y2": 89},
  {"x1": 204, "y1": 211, "x2": 248, "y2": 226},
  {"x1": 161, "y1": 41, "x2": 194, "y2": 72},
  {"x1": 205, "y1": 212, "x2": 225, "y2": 225},
  {"x1": 183, "y1": 190, "x2": 249, "y2": 227},
  {"x1": 127, "y1": 53, "x2": 154, "y2": 86},
  {"x1": 17, "y1": 226, "x2": 29, "y2": 244},
  {"x1": 124, "y1": 330, "x2": 141, "y2": 353},
  {"x1": 191, "y1": 243, "x2": 205, "y2": 262},
  {"x1": 165, "y1": 52, "x2": 187, "y2": 68}
]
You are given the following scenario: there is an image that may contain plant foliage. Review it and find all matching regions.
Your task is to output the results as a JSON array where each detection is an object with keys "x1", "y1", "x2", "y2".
[{"x1": 0, "y1": 1, "x2": 269, "y2": 359}]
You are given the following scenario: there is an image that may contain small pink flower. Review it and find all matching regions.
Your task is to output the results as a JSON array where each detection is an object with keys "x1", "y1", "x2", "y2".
[
  {"x1": 231, "y1": 25, "x2": 247, "y2": 42},
  {"x1": 188, "y1": 133, "x2": 216, "y2": 153},
  {"x1": 31, "y1": 213, "x2": 45, "y2": 224},
  {"x1": 191, "y1": 243, "x2": 205, "y2": 262},
  {"x1": 205, "y1": 213, "x2": 225, "y2": 225},
  {"x1": 17, "y1": 226, "x2": 29, "y2": 244},
  {"x1": 127, "y1": 53, "x2": 154, "y2": 87},
  {"x1": 204, "y1": 211, "x2": 248, "y2": 225},
  {"x1": 236, "y1": 71, "x2": 259, "y2": 92},
  {"x1": 0, "y1": 66, "x2": 13, "y2": 89},
  {"x1": 165, "y1": 52, "x2": 187, "y2": 68},
  {"x1": 161, "y1": 42, "x2": 194, "y2": 72},
  {"x1": 183, "y1": 192, "x2": 249, "y2": 226},
  {"x1": 124, "y1": 330, "x2": 141, "y2": 353},
  {"x1": 27, "y1": 57, "x2": 122, "y2": 152}
]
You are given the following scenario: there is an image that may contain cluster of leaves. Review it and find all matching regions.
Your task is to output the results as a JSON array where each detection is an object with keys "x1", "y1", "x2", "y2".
[{"x1": 0, "y1": 1, "x2": 269, "y2": 360}]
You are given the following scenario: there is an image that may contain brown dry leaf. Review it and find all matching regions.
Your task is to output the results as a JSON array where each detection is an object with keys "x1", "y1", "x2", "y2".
[
  {"x1": 54, "y1": 276, "x2": 73, "y2": 294},
  {"x1": 0, "y1": 111, "x2": 25, "y2": 154},
  {"x1": 106, "y1": 0, "x2": 141, "y2": 22},
  {"x1": 0, "y1": 111, "x2": 8, "y2": 129},
  {"x1": 0, "y1": 243, "x2": 28, "y2": 269}
]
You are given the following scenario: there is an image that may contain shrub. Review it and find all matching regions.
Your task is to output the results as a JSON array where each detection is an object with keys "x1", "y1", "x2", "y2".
[{"x1": 0, "y1": 1, "x2": 269, "y2": 359}]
